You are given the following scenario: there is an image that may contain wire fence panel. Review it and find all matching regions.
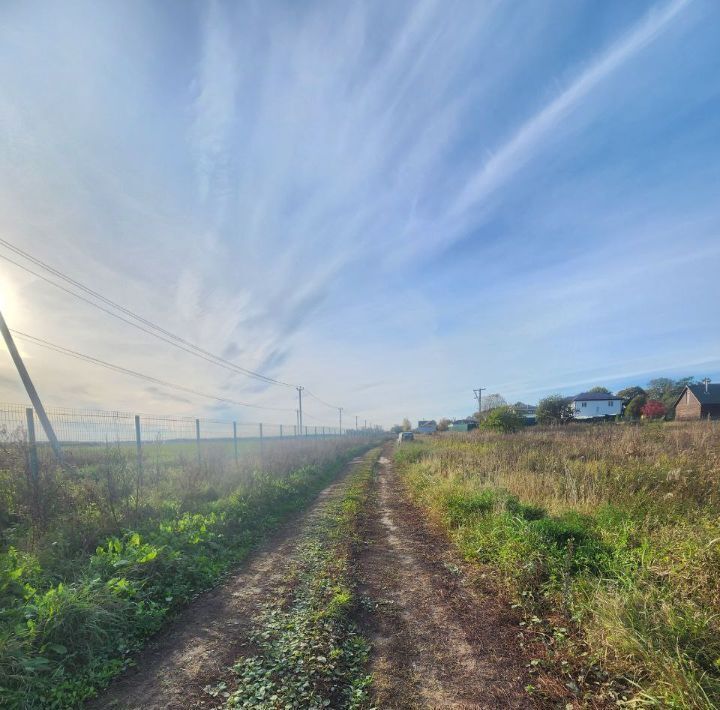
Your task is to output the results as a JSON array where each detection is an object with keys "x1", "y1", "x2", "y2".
[
  {"x1": 0, "y1": 402, "x2": 348, "y2": 472},
  {"x1": 0, "y1": 404, "x2": 348, "y2": 442}
]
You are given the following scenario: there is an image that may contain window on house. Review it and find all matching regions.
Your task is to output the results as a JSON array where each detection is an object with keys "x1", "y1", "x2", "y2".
[
  {"x1": 581, "y1": 402, "x2": 587, "y2": 407},
  {"x1": 609, "y1": 401, "x2": 613, "y2": 407}
]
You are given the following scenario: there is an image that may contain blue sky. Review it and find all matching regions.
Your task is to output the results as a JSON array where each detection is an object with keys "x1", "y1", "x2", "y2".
[{"x1": 0, "y1": 0, "x2": 719, "y2": 427}]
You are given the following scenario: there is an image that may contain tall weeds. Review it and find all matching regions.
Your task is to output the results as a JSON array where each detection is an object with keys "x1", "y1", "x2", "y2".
[
  {"x1": 0, "y1": 436, "x2": 377, "y2": 708},
  {"x1": 396, "y1": 422, "x2": 720, "y2": 707}
]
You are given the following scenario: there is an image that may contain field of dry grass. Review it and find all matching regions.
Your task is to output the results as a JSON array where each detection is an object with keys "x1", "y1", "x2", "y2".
[{"x1": 395, "y1": 421, "x2": 720, "y2": 708}]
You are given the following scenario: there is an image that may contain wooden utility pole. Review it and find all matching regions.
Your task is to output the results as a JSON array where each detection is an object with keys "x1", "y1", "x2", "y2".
[
  {"x1": 473, "y1": 387, "x2": 485, "y2": 415},
  {"x1": 0, "y1": 308, "x2": 63, "y2": 462}
]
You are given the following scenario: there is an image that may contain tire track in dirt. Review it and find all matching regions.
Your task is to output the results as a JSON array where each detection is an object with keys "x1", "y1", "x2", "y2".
[
  {"x1": 355, "y1": 447, "x2": 534, "y2": 709},
  {"x1": 89, "y1": 456, "x2": 368, "y2": 710}
]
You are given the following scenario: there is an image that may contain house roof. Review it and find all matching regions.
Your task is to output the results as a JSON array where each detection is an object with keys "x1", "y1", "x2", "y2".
[
  {"x1": 417, "y1": 420, "x2": 436, "y2": 426},
  {"x1": 572, "y1": 392, "x2": 624, "y2": 402},
  {"x1": 675, "y1": 383, "x2": 720, "y2": 407}
]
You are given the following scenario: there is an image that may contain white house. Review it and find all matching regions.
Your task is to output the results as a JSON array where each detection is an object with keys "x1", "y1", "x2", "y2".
[{"x1": 571, "y1": 392, "x2": 624, "y2": 419}]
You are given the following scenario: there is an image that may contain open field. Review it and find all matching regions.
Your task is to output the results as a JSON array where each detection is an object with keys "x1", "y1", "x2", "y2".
[
  {"x1": 394, "y1": 421, "x2": 720, "y2": 707},
  {"x1": 3, "y1": 420, "x2": 719, "y2": 709}
]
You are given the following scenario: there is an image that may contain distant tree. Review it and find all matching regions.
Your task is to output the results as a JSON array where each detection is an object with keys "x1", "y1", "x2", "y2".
[
  {"x1": 437, "y1": 418, "x2": 451, "y2": 432},
  {"x1": 482, "y1": 406, "x2": 525, "y2": 433},
  {"x1": 624, "y1": 394, "x2": 647, "y2": 419},
  {"x1": 390, "y1": 424, "x2": 403, "y2": 434},
  {"x1": 481, "y1": 393, "x2": 507, "y2": 412},
  {"x1": 401, "y1": 418, "x2": 412, "y2": 432},
  {"x1": 536, "y1": 395, "x2": 574, "y2": 425},
  {"x1": 647, "y1": 377, "x2": 694, "y2": 417},
  {"x1": 617, "y1": 386, "x2": 646, "y2": 401},
  {"x1": 588, "y1": 386, "x2": 612, "y2": 394},
  {"x1": 641, "y1": 400, "x2": 667, "y2": 419}
]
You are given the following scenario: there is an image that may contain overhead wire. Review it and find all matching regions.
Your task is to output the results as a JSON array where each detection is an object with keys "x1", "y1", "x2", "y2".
[
  {"x1": 0, "y1": 240, "x2": 295, "y2": 388},
  {"x1": 0, "y1": 237, "x2": 358, "y2": 419}
]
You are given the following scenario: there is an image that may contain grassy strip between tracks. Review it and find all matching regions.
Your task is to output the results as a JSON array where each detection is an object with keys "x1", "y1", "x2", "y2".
[
  {"x1": 0, "y1": 445, "x2": 375, "y2": 709},
  {"x1": 224, "y1": 448, "x2": 380, "y2": 710}
]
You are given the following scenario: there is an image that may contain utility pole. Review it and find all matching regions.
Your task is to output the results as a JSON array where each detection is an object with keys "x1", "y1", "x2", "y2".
[
  {"x1": 296, "y1": 386, "x2": 304, "y2": 432},
  {"x1": 0, "y1": 308, "x2": 63, "y2": 462},
  {"x1": 355, "y1": 415, "x2": 358, "y2": 431},
  {"x1": 473, "y1": 387, "x2": 486, "y2": 415},
  {"x1": 338, "y1": 407, "x2": 343, "y2": 435}
]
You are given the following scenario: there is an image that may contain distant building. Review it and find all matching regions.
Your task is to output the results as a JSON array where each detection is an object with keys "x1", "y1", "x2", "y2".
[
  {"x1": 416, "y1": 420, "x2": 437, "y2": 434},
  {"x1": 449, "y1": 418, "x2": 477, "y2": 432},
  {"x1": 512, "y1": 404, "x2": 537, "y2": 423},
  {"x1": 674, "y1": 382, "x2": 720, "y2": 420},
  {"x1": 571, "y1": 392, "x2": 623, "y2": 419}
]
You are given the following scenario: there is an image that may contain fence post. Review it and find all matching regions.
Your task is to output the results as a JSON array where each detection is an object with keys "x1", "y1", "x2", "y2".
[
  {"x1": 195, "y1": 418, "x2": 201, "y2": 467},
  {"x1": 259, "y1": 423, "x2": 264, "y2": 467},
  {"x1": 233, "y1": 421, "x2": 238, "y2": 468},
  {"x1": 135, "y1": 415, "x2": 143, "y2": 511},
  {"x1": 25, "y1": 408, "x2": 39, "y2": 483}
]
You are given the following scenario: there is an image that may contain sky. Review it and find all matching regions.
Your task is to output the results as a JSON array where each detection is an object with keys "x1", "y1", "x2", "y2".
[{"x1": 0, "y1": 0, "x2": 719, "y2": 428}]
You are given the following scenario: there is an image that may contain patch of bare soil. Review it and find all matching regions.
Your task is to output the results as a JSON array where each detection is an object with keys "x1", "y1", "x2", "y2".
[
  {"x1": 355, "y1": 448, "x2": 535, "y2": 709},
  {"x1": 89, "y1": 457, "x2": 366, "y2": 710}
]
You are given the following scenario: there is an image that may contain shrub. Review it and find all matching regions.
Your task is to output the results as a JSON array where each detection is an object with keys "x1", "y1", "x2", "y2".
[
  {"x1": 482, "y1": 406, "x2": 525, "y2": 433},
  {"x1": 536, "y1": 395, "x2": 574, "y2": 425},
  {"x1": 642, "y1": 400, "x2": 667, "y2": 419}
]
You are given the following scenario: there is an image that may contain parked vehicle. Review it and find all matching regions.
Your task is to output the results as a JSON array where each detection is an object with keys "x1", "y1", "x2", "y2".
[{"x1": 397, "y1": 431, "x2": 414, "y2": 442}]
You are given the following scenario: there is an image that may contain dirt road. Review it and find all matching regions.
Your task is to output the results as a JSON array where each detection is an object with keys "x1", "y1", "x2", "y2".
[
  {"x1": 91, "y1": 448, "x2": 534, "y2": 709},
  {"x1": 356, "y1": 451, "x2": 533, "y2": 709},
  {"x1": 90, "y1": 457, "x2": 367, "y2": 710}
]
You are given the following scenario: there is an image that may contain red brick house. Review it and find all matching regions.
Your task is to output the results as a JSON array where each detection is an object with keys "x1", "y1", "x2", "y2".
[{"x1": 673, "y1": 383, "x2": 720, "y2": 420}]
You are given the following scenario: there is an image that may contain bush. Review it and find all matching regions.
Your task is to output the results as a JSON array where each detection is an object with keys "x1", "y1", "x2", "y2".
[
  {"x1": 642, "y1": 400, "x2": 667, "y2": 419},
  {"x1": 481, "y1": 406, "x2": 525, "y2": 433},
  {"x1": 536, "y1": 395, "x2": 574, "y2": 425}
]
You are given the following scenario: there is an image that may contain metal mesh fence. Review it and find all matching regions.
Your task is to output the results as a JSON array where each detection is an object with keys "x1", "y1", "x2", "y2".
[{"x1": 0, "y1": 403, "x2": 343, "y2": 449}]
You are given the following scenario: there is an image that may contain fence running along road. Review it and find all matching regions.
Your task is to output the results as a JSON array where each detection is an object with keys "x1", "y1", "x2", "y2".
[{"x1": 0, "y1": 402, "x2": 376, "y2": 478}]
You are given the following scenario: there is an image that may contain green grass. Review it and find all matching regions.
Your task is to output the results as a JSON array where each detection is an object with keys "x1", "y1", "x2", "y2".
[
  {"x1": 395, "y1": 423, "x2": 720, "y2": 708},
  {"x1": 0, "y1": 443, "x2": 376, "y2": 709},
  {"x1": 226, "y1": 448, "x2": 379, "y2": 709}
]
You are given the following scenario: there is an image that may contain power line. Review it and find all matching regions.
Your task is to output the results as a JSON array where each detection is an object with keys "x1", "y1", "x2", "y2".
[
  {"x1": 10, "y1": 329, "x2": 297, "y2": 413},
  {"x1": 304, "y1": 389, "x2": 338, "y2": 409},
  {"x1": 0, "y1": 237, "x2": 355, "y2": 416},
  {"x1": 0, "y1": 240, "x2": 296, "y2": 388}
]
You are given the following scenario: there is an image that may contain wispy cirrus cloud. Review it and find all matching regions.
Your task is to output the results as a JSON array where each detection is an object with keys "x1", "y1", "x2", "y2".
[
  {"x1": 0, "y1": 0, "x2": 717, "y2": 427},
  {"x1": 422, "y1": 0, "x2": 694, "y2": 253}
]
